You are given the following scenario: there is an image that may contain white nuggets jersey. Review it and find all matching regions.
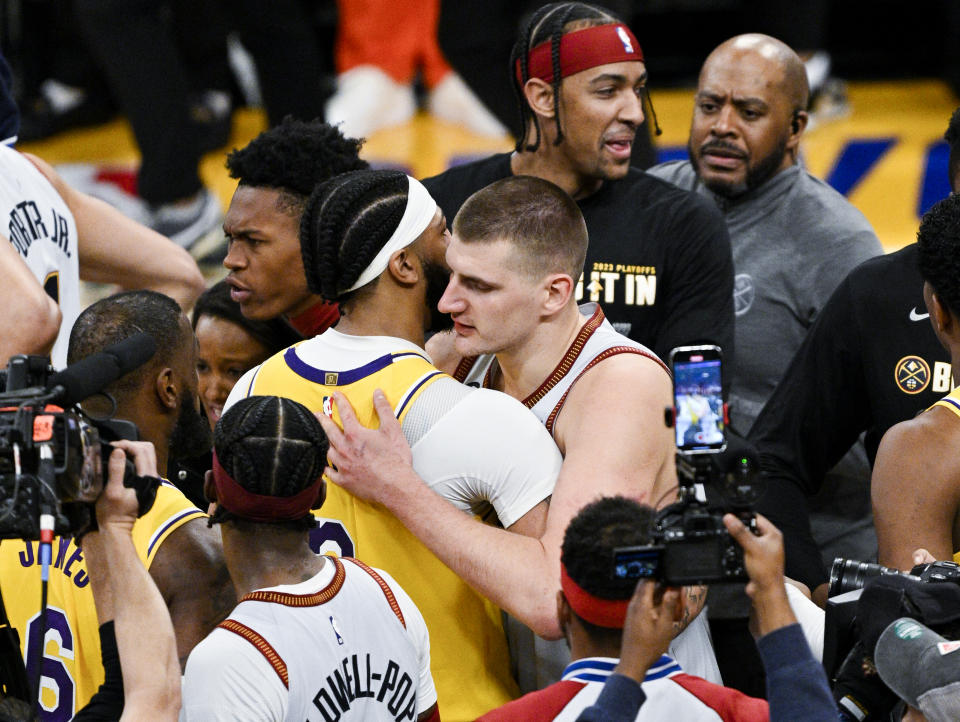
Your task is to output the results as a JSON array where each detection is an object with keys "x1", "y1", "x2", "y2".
[
  {"x1": 455, "y1": 303, "x2": 668, "y2": 436},
  {"x1": 455, "y1": 303, "x2": 723, "y2": 685},
  {"x1": 181, "y1": 556, "x2": 436, "y2": 722},
  {"x1": 0, "y1": 145, "x2": 79, "y2": 368}
]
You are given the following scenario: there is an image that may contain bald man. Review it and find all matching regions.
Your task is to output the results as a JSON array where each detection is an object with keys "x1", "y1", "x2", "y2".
[
  {"x1": 649, "y1": 34, "x2": 880, "y2": 695},
  {"x1": 650, "y1": 33, "x2": 881, "y2": 435}
]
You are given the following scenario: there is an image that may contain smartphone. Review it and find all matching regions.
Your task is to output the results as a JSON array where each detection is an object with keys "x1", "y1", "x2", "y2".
[{"x1": 669, "y1": 345, "x2": 725, "y2": 454}]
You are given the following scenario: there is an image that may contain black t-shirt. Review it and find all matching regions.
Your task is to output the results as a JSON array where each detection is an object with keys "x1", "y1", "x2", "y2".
[
  {"x1": 423, "y1": 153, "x2": 735, "y2": 365},
  {"x1": 750, "y1": 244, "x2": 950, "y2": 587}
]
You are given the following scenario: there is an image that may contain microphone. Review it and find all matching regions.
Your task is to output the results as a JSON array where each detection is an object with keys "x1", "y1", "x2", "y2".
[{"x1": 49, "y1": 333, "x2": 157, "y2": 406}]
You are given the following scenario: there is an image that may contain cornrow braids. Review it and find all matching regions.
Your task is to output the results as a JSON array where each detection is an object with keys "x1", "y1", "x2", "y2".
[
  {"x1": 210, "y1": 395, "x2": 328, "y2": 529},
  {"x1": 300, "y1": 169, "x2": 409, "y2": 303},
  {"x1": 511, "y1": 2, "x2": 621, "y2": 152}
]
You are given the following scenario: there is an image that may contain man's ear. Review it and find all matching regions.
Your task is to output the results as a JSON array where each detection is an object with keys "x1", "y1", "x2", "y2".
[
  {"x1": 203, "y1": 469, "x2": 216, "y2": 503},
  {"x1": 930, "y1": 290, "x2": 957, "y2": 338},
  {"x1": 524, "y1": 77, "x2": 557, "y2": 119},
  {"x1": 786, "y1": 109, "x2": 808, "y2": 156},
  {"x1": 557, "y1": 589, "x2": 572, "y2": 637},
  {"x1": 203, "y1": 469, "x2": 218, "y2": 516},
  {"x1": 542, "y1": 273, "x2": 575, "y2": 316},
  {"x1": 314, "y1": 479, "x2": 327, "y2": 511},
  {"x1": 154, "y1": 367, "x2": 178, "y2": 410},
  {"x1": 386, "y1": 248, "x2": 419, "y2": 287}
]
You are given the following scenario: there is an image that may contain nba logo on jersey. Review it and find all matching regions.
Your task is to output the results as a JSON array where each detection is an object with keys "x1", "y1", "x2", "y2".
[
  {"x1": 322, "y1": 396, "x2": 334, "y2": 418},
  {"x1": 329, "y1": 614, "x2": 344, "y2": 645},
  {"x1": 617, "y1": 27, "x2": 634, "y2": 53}
]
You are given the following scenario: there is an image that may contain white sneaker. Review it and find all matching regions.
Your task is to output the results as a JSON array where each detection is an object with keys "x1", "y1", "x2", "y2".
[
  {"x1": 427, "y1": 72, "x2": 508, "y2": 138},
  {"x1": 150, "y1": 188, "x2": 224, "y2": 261},
  {"x1": 325, "y1": 66, "x2": 416, "y2": 139}
]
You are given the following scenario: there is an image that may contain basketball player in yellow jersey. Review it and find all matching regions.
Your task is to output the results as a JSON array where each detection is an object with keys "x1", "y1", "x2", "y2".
[
  {"x1": 225, "y1": 170, "x2": 563, "y2": 720},
  {"x1": 873, "y1": 194, "x2": 960, "y2": 571},
  {"x1": 0, "y1": 290, "x2": 233, "y2": 717}
]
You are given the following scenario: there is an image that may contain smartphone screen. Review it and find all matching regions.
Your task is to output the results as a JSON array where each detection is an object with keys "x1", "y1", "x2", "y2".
[{"x1": 670, "y1": 345, "x2": 725, "y2": 453}]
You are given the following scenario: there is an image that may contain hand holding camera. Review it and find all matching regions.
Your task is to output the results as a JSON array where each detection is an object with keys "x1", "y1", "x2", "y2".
[
  {"x1": 615, "y1": 581, "x2": 682, "y2": 683},
  {"x1": 96, "y1": 440, "x2": 160, "y2": 536},
  {"x1": 724, "y1": 512, "x2": 796, "y2": 637}
]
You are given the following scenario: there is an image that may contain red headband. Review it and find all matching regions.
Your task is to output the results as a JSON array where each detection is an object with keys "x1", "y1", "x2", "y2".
[
  {"x1": 560, "y1": 564, "x2": 629, "y2": 629},
  {"x1": 212, "y1": 450, "x2": 322, "y2": 522},
  {"x1": 518, "y1": 23, "x2": 644, "y2": 85}
]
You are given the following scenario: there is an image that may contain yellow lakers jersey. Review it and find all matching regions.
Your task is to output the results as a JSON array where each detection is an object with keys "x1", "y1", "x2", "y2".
[
  {"x1": 240, "y1": 340, "x2": 519, "y2": 721},
  {"x1": 0, "y1": 480, "x2": 205, "y2": 718},
  {"x1": 931, "y1": 385, "x2": 960, "y2": 419}
]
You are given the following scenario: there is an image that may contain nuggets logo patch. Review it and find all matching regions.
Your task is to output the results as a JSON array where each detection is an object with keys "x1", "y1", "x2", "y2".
[{"x1": 895, "y1": 355, "x2": 930, "y2": 394}]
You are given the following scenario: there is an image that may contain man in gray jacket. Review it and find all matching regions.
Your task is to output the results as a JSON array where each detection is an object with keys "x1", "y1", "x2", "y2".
[{"x1": 649, "y1": 33, "x2": 881, "y2": 435}]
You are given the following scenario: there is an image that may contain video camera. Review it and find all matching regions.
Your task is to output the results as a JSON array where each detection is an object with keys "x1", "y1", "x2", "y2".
[
  {"x1": 0, "y1": 333, "x2": 158, "y2": 539},
  {"x1": 612, "y1": 345, "x2": 764, "y2": 586}
]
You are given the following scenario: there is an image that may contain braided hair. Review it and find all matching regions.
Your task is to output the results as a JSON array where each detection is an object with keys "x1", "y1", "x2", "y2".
[
  {"x1": 510, "y1": 2, "x2": 620, "y2": 152},
  {"x1": 210, "y1": 395, "x2": 328, "y2": 530},
  {"x1": 561, "y1": 496, "x2": 655, "y2": 636},
  {"x1": 299, "y1": 169, "x2": 409, "y2": 304}
]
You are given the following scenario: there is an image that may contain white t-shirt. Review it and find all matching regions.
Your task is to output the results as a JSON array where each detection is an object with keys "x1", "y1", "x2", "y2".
[
  {"x1": 0, "y1": 145, "x2": 80, "y2": 368},
  {"x1": 180, "y1": 557, "x2": 436, "y2": 721}
]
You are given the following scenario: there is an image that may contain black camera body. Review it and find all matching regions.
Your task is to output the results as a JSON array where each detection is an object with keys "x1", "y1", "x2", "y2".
[
  {"x1": 613, "y1": 346, "x2": 762, "y2": 587},
  {"x1": 613, "y1": 450, "x2": 760, "y2": 586},
  {"x1": 0, "y1": 354, "x2": 138, "y2": 539}
]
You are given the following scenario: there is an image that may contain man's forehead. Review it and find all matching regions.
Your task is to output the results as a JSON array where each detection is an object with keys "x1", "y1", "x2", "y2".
[
  {"x1": 225, "y1": 185, "x2": 298, "y2": 230},
  {"x1": 701, "y1": 45, "x2": 787, "y2": 90},
  {"x1": 565, "y1": 59, "x2": 647, "y2": 85},
  {"x1": 699, "y1": 54, "x2": 786, "y2": 99},
  {"x1": 448, "y1": 235, "x2": 517, "y2": 274}
]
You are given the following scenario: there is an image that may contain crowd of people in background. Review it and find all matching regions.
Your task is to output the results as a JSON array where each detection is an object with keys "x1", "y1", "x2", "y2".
[{"x1": 1, "y1": 2, "x2": 960, "y2": 721}]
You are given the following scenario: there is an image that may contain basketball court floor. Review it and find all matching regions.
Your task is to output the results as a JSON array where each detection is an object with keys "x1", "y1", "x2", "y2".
[{"x1": 18, "y1": 77, "x2": 959, "y2": 270}]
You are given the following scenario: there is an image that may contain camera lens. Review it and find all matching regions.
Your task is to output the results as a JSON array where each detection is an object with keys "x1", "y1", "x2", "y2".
[{"x1": 828, "y1": 558, "x2": 905, "y2": 596}]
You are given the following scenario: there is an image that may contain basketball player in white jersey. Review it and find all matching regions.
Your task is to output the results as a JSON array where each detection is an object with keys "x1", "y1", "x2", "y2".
[
  {"x1": 0, "y1": 146, "x2": 203, "y2": 367},
  {"x1": 320, "y1": 176, "x2": 722, "y2": 683},
  {"x1": 181, "y1": 395, "x2": 438, "y2": 722}
]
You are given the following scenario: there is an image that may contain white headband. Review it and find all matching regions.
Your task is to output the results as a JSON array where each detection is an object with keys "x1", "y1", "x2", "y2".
[{"x1": 342, "y1": 175, "x2": 438, "y2": 294}]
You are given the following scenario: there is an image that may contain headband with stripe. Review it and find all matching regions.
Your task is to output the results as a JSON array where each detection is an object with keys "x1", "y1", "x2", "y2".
[
  {"x1": 518, "y1": 23, "x2": 644, "y2": 85},
  {"x1": 341, "y1": 175, "x2": 438, "y2": 294},
  {"x1": 212, "y1": 450, "x2": 322, "y2": 522},
  {"x1": 560, "y1": 563, "x2": 630, "y2": 628}
]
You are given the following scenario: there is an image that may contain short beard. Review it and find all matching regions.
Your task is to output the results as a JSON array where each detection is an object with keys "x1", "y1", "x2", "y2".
[
  {"x1": 169, "y1": 390, "x2": 213, "y2": 461},
  {"x1": 423, "y1": 259, "x2": 453, "y2": 334},
  {"x1": 690, "y1": 134, "x2": 789, "y2": 199}
]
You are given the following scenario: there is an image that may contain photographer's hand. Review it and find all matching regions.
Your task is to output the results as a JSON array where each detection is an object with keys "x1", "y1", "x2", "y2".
[
  {"x1": 724, "y1": 512, "x2": 796, "y2": 636},
  {"x1": 95, "y1": 440, "x2": 158, "y2": 535},
  {"x1": 85, "y1": 438, "x2": 179, "y2": 720},
  {"x1": 615, "y1": 580, "x2": 681, "y2": 683}
]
